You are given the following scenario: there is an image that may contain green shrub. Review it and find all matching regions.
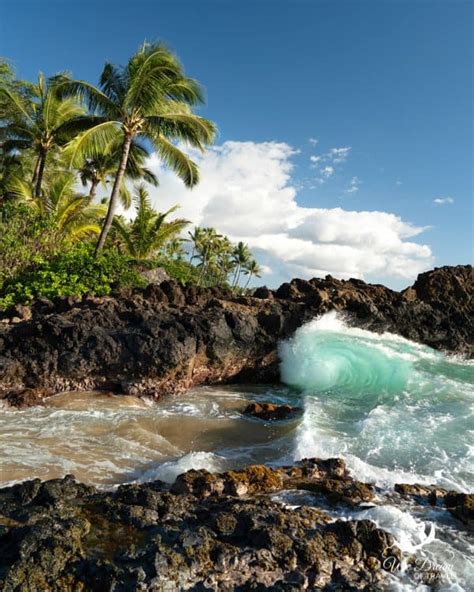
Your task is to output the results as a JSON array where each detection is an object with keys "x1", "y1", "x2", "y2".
[
  {"x1": 0, "y1": 204, "x2": 58, "y2": 290},
  {"x1": 157, "y1": 257, "x2": 200, "y2": 285},
  {"x1": 0, "y1": 243, "x2": 146, "y2": 310}
]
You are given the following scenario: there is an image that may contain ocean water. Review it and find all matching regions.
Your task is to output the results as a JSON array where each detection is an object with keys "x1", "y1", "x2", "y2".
[{"x1": 0, "y1": 312, "x2": 472, "y2": 589}]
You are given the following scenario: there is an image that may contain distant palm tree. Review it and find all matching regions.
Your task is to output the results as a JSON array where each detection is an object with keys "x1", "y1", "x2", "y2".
[
  {"x1": 164, "y1": 237, "x2": 187, "y2": 261},
  {"x1": 112, "y1": 184, "x2": 189, "y2": 262},
  {"x1": 9, "y1": 172, "x2": 106, "y2": 241},
  {"x1": 232, "y1": 241, "x2": 252, "y2": 288},
  {"x1": 0, "y1": 73, "x2": 86, "y2": 197},
  {"x1": 58, "y1": 42, "x2": 216, "y2": 254},
  {"x1": 196, "y1": 227, "x2": 223, "y2": 286},
  {"x1": 243, "y1": 259, "x2": 262, "y2": 289}
]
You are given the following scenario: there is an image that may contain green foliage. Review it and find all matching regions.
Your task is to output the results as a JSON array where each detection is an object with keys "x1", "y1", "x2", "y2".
[
  {"x1": 157, "y1": 258, "x2": 199, "y2": 285},
  {"x1": 0, "y1": 45, "x2": 262, "y2": 305},
  {"x1": 188, "y1": 226, "x2": 261, "y2": 289},
  {"x1": 113, "y1": 184, "x2": 189, "y2": 262},
  {"x1": 0, "y1": 203, "x2": 58, "y2": 289},
  {"x1": 0, "y1": 243, "x2": 145, "y2": 310}
]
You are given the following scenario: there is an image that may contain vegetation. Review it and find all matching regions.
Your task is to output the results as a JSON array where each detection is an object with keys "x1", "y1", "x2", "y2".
[{"x1": 0, "y1": 47, "x2": 262, "y2": 311}]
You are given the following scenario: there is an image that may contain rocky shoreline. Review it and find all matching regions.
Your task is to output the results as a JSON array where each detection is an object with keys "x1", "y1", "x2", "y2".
[
  {"x1": 1, "y1": 457, "x2": 471, "y2": 591},
  {"x1": 0, "y1": 265, "x2": 472, "y2": 590},
  {"x1": 0, "y1": 265, "x2": 472, "y2": 408}
]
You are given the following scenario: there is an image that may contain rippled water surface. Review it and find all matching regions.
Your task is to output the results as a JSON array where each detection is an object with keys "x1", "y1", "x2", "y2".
[{"x1": 1, "y1": 312, "x2": 473, "y2": 589}]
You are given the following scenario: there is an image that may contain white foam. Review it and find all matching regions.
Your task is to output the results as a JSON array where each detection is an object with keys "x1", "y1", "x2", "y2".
[{"x1": 135, "y1": 451, "x2": 227, "y2": 484}]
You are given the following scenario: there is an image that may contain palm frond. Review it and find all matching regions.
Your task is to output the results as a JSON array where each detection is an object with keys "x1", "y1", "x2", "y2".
[
  {"x1": 62, "y1": 120, "x2": 122, "y2": 167},
  {"x1": 54, "y1": 78, "x2": 118, "y2": 117},
  {"x1": 151, "y1": 136, "x2": 199, "y2": 187}
]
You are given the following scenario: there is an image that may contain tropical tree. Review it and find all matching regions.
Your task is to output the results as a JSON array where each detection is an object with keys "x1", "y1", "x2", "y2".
[
  {"x1": 8, "y1": 172, "x2": 106, "y2": 241},
  {"x1": 243, "y1": 259, "x2": 262, "y2": 289},
  {"x1": 112, "y1": 184, "x2": 189, "y2": 262},
  {"x1": 59, "y1": 42, "x2": 216, "y2": 254},
  {"x1": 164, "y1": 237, "x2": 187, "y2": 261},
  {"x1": 0, "y1": 72, "x2": 87, "y2": 197},
  {"x1": 195, "y1": 227, "x2": 223, "y2": 286},
  {"x1": 78, "y1": 140, "x2": 158, "y2": 205},
  {"x1": 231, "y1": 241, "x2": 252, "y2": 288}
]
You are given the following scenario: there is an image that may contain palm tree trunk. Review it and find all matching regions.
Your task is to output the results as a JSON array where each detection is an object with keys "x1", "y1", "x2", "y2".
[
  {"x1": 232, "y1": 264, "x2": 241, "y2": 289},
  {"x1": 31, "y1": 154, "x2": 41, "y2": 187},
  {"x1": 244, "y1": 271, "x2": 253, "y2": 289},
  {"x1": 34, "y1": 149, "x2": 47, "y2": 198},
  {"x1": 95, "y1": 134, "x2": 133, "y2": 255},
  {"x1": 89, "y1": 178, "x2": 100, "y2": 198},
  {"x1": 197, "y1": 246, "x2": 209, "y2": 286}
]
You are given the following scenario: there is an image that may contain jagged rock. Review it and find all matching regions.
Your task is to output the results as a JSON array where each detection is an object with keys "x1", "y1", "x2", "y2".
[
  {"x1": 139, "y1": 266, "x2": 170, "y2": 286},
  {"x1": 243, "y1": 401, "x2": 302, "y2": 421},
  {"x1": 0, "y1": 266, "x2": 472, "y2": 406},
  {"x1": 395, "y1": 483, "x2": 473, "y2": 529},
  {"x1": 0, "y1": 459, "x2": 404, "y2": 591},
  {"x1": 445, "y1": 492, "x2": 474, "y2": 529}
]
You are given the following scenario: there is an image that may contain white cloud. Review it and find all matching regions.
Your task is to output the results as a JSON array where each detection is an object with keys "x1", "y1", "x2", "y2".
[
  {"x1": 309, "y1": 145, "x2": 352, "y2": 183},
  {"x1": 345, "y1": 176, "x2": 361, "y2": 194},
  {"x1": 308, "y1": 137, "x2": 319, "y2": 145},
  {"x1": 321, "y1": 165, "x2": 334, "y2": 179},
  {"x1": 144, "y1": 140, "x2": 433, "y2": 285},
  {"x1": 433, "y1": 197, "x2": 454, "y2": 205},
  {"x1": 328, "y1": 146, "x2": 351, "y2": 163}
]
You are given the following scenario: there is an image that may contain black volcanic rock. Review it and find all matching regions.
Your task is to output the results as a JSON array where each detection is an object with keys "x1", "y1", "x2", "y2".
[
  {"x1": 0, "y1": 459, "x2": 402, "y2": 591},
  {"x1": 0, "y1": 265, "x2": 472, "y2": 406}
]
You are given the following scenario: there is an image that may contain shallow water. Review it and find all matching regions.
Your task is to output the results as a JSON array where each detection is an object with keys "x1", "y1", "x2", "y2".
[{"x1": 0, "y1": 311, "x2": 473, "y2": 589}]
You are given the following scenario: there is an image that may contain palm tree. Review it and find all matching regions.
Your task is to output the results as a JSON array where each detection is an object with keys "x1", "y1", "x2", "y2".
[
  {"x1": 164, "y1": 237, "x2": 187, "y2": 261},
  {"x1": 8, "y1": 172, "x2": 106, "y2": 241},
  {"x1": 196, "y1": 227, "x2": 222, "y2": 286},
  {"x1": 243, "y1": 259, "x2": 262, "y2": 289},
  {"x1": 58, "y1": 42, "x2": 216, "y2": 255},
  {"x1": 78, "y1": 140, "x2": 158, "y2": 203},
  {"x1": 0, "y1": 73, "x2": 86, "y2": 197},
  {"x1": 112, "y1": 184, "x2": 189, "y2": 262},
  {"x1": 231, "y1": 241, "x2": 252, "y2": 288},
  {"x1": 188, "y1": 226, "x2": 206, "y2": 263}
]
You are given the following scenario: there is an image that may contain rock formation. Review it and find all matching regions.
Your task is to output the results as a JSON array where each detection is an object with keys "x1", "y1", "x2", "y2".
[{"x1": 0, "y1": 265, "x2": 471, "y2": 407}]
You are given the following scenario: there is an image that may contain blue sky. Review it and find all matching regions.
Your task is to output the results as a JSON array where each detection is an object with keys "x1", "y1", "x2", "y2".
[{"x1": 1, "y1": 0, "x2": 472, "y2": 288}]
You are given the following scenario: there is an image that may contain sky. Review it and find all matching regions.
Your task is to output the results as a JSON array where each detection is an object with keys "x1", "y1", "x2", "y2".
[{"x1": 1, "y1": 0, "x2": 472, "y2": 288}]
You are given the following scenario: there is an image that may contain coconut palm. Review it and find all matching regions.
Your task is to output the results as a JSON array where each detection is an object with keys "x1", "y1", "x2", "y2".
[
  {"x1": 164, "y1": 237, "x2": 187, "y2": 261},
  {"x1": 78, "y1": 140, "x2": 158, "y2": 206},
  {"x1": 58, "y1": 42, "x2": 216, "y2": 254},
  {"x1": 112, "y1": 184, "x2": 189, "y2": 262},
  {"x1": 8, "y1": 172, "x2": 106, "y2": 240},
  {"x1": 231, "y1": 241, "x2": 252, "y2": 288},
  {"x1": 195, "y1": 227, "x2": 223, "y2": 286},
  {"x1": 243, "y1": 259, "x2": 262, "y2": 289},
  {"x1": 0, "y1": 73, "x2": 87, "y2": 197}
]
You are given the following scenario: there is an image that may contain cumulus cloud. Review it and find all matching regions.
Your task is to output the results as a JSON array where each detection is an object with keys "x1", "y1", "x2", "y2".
[
  {"x1": 433, "y1": 197, "x2": 454, "y2": 205},
  {"x1": 308, "y1": 137, "x2": 319, "y2": 145},
  {"x1": 144, "y1": 140, "x2": 433, "y2": 284}
]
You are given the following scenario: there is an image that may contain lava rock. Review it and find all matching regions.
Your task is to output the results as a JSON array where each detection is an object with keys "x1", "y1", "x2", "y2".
[
  {"x1": 0, "y1": 266, "x2": 472, "y2": 406},
  {"x1": 243, "y1": 401, "x2": 302, "y2": 421}
]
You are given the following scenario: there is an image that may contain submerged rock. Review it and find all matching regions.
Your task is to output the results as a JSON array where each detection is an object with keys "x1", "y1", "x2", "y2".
[
  {"x1": 243, "y1": 401, "x2": 302, "y2": 421},
  {"x1": 0, "y1": 459, "x2": 401, "y2": 591},
  {"x1": 0, "y1": 265, "x2": 472, "y2": 406}
]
